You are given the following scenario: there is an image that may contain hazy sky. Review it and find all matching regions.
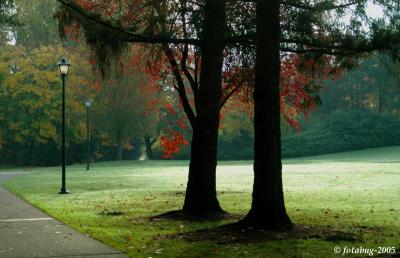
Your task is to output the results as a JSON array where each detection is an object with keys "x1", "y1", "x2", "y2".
[{"x1": 366, "y1": 2, "x2": 384, "y2": 18}]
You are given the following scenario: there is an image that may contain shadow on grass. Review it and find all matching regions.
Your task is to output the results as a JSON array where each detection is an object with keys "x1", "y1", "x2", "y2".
[
  {"x1": 151, "y1": 209, "x2": 243, "y2": 222},
  {"x1": 165, "y1": 223, "x2": 360, "y2": 244},
  {"x1": 152, "y1": 210, "x2": 363, "y2": 245}
]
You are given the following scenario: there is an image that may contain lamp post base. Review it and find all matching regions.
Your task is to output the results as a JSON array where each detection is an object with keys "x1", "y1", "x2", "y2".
[{"x1": 59, "y1": 189, "x2": 69, "y2": 194}]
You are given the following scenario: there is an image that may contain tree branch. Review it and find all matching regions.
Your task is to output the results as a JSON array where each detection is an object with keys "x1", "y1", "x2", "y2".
[
  {"x1": 282, "y1": 0, "x2": 364, "y2": 11},
  {"x1": 56, "y1": 0, "x2": 201, "y2": 45},
  {"x1": 180, "y1": 0, "x2": 199, "y2": 112},
  {"x1": 181, "y1": 45, "x2": 199, "y2": 102},
  {"x1": 228, "y1": 0, "x2": 364, "y2": 11},
  {"x1": 220, "y1": 86, "x2": 241, "y2": 110},
  {"x1": 163, "y1": 44, "x2": 197, "y2": 128}
]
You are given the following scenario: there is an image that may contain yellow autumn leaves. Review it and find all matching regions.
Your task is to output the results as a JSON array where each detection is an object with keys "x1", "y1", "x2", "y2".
[{"x1": 0, "y1": 44, "x2": 94, "y2": 149}]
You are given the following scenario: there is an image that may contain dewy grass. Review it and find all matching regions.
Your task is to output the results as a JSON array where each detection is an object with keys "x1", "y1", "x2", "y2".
[{"x1": 3, "y1": 146, "x2": 400, "y2": 257}]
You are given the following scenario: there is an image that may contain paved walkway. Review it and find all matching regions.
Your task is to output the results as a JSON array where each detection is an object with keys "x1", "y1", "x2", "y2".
[{"x1": 0, "y1": 172, "x2": 128, "y2": 258}]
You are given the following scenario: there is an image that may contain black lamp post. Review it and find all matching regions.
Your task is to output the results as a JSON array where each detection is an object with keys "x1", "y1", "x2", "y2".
[
  {"x1": 84, "y1": 98, "x2": 92, "y2": 171},
  {"x1": 58, "y1": 58, "x2": 70, "y2": 194}
]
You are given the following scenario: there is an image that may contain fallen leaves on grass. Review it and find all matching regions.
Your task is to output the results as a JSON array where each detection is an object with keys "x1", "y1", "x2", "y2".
[{"x1": 99, "y1": 210, "x2": 124, "y2": 216}]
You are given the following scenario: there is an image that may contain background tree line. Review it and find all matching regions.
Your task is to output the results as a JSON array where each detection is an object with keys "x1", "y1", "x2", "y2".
[
  {"x1": 1, "y1": 0, "x2": 399, "y2": 165},
  {"x1": 0, "y1": 0, "x2": 254, "y2": 166},
  {"x1": 283, "y1": 53, "x2": 400, "y2": 157},
  {"x1": 0, "y1": 0, "x2": 159, "y2": 165}
]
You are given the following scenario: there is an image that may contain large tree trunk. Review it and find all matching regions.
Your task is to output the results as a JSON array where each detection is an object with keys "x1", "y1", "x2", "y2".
[
  {"x1": 182, "y1": 0, "x2": 226, "y2": 214},
  {"x1": 241, "y1": 0, "x2": 292, "y2": 229},
  {"x1": 183, "y1": 126, "x2": 222, "y2": 213}
]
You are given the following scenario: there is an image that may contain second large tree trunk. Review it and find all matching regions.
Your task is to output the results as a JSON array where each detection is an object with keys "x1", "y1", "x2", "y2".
[
  {"x1": 241, "y1": 0, "x2": 292, "y2": 229},
  {"x1": 182, "y1": 0, "x2": 226, "y2": 214}
]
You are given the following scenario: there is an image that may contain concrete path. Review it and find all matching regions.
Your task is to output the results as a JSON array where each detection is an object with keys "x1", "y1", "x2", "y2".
[{"x1": 0, "y1": 172, "x2": 128, "y2": 258}]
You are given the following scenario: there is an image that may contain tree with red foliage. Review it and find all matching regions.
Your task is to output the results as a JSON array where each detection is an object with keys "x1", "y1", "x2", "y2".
[
  {"x1": 160, "y1": 130, "x2": 188, "y2": 159},
  {"x1": 56, "y1": 0, "x2": 227, "y2": 214},
  {"x1": 54, "y1": 0, "x2": 400, "y2": 223}
]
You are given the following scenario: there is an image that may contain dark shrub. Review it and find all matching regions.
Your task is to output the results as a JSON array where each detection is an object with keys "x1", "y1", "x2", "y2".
[{"x1": 282, "y1": 110, "x2": 400, "y2": 158}]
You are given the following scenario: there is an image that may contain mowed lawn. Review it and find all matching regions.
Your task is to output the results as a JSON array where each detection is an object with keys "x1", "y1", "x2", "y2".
[{"x1": 2, "y1": 146, "x2": 400, "y2": 257}]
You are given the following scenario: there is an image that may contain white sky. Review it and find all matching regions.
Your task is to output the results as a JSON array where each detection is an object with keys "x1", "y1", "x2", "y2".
[{"x1": 366, "y1": 1, "x2": 384, "y2": 19}]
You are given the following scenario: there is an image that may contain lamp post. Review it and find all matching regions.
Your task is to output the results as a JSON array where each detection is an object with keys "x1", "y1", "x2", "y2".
[
  {"x1": 84, "y1": 98, "x2": 93, "y2": 171},
  {"x1": 58, "y1": 58, "x2": 70, "y2": 194}
]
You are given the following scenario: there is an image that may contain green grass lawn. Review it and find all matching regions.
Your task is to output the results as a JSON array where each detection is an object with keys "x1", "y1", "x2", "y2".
[{"x1": 3, "y1": 146, "x2": 400, "y2": 257}]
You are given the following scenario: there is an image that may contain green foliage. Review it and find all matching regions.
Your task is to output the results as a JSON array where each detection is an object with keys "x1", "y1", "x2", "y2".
[
  {"x1": 0, "y1": 0, "x2": 18, "y2": 44},
  {"x1": 92, "y1": 72, "x2": 159, "y2": 160},
  {"x1": 282, "y1": 109, "x2": 400, "y2": 158},
  {"x1": 0, "y1": 0, "x2": 15, "y2": 25},
  {"x1": 320, "y1": 53, "x2": 400, "y2": 116},
  {"x1": 217, "y1": 130, "x2": 253, "y2": 160},
  {"x1": 0, "y1": 46, "x2": 60, "y2": 145},
  {"x1": 14, "y1": 0, "x2": 59, "y2": 48},
  {"x1": 218, "y1": 106, "x2": 253, "y2": 160},
  {"x1": 0, "y1": 45, "x2": 95, "y2": 165}
]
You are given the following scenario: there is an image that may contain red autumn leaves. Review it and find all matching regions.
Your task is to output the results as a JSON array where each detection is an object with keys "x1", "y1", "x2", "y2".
[{"x1": 69, "y1": 0, "x2": 342, "y2": 158}]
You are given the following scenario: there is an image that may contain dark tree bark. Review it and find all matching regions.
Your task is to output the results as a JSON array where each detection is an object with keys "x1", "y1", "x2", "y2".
[
  {"x1": 241, "y1": 0, "x2": 292, "y2": 229},
  {"x1": 116, "y1": 135, "x2": 123, "y2": 160},
  {"x1": 144, "y1": 136, "x2": 154, "y2": 160},
  {"x1": 182, "y1": 0, "x2": 226, "y2": 214},
  {"x1": 378, "y1": 83, "x2": 383, "y2": 113},
  {"x1": 378, "y1": 78, "x2": 387, "y2": 113},
  {"x1": 27, "y1": 139, "x2": 35, "y2": 166}
]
